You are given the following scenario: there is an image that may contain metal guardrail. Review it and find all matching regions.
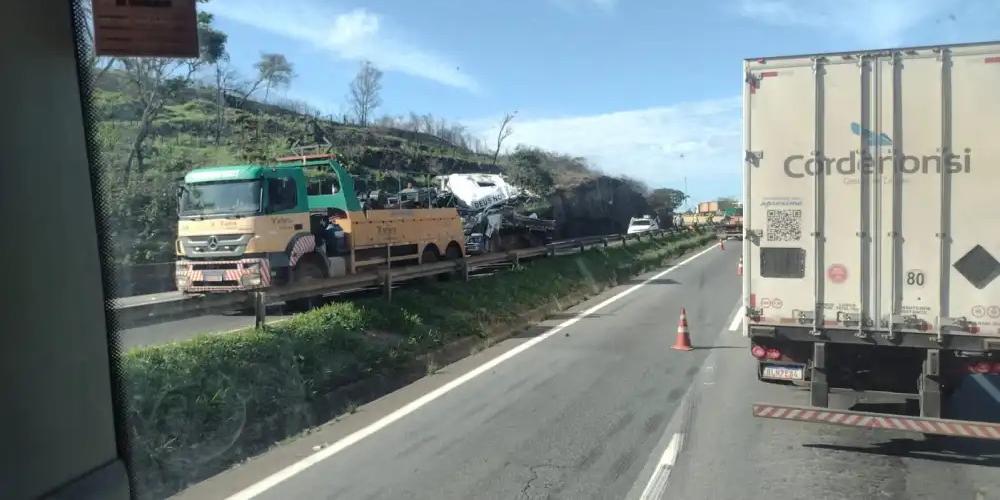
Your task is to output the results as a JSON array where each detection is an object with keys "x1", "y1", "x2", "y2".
[{"x1": 113, "y1": 229, "x2": 688, "y2": 329}]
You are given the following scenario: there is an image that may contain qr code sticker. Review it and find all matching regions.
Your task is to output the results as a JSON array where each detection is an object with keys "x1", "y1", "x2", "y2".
[{"x1": 767, "y1": 209, "x2": 801, "y2": 241}]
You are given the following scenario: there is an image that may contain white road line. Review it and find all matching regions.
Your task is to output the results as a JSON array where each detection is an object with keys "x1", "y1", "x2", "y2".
[
  {"x1": 638, "y1": 433, "x2": 684, "y2": 500},
  {"x1": 226, "y1": 244, "x2": 719, "y2": 500},
  {"x1": 727, "y1": 307, "x2": 743, "y2": 332}
]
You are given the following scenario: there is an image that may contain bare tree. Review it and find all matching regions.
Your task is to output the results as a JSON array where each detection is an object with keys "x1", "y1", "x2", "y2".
[
  {"x1": 421, "y1": 114, "x2": 435, "y2": 134},
  {"x1": 202, "y1": 16, "x2": 230, "y2": 144},
  {"x1": 213, "y1": 63, "x2": 241, "y2": 143},
  {"x1": 374, "y1": 115, "x2": 397, "y2": 128},
  {"x1": 349, "y1": 60, "x2": 383, "y2": 126},
  {"x1": 121, "y1": 59, "x2": 198, "y2": 178},
  {"x1": 240, "y1": 53, "x2": 294, "y2": 105},
  {"x1": 406, "y1": 112, "x2": 421, "y2": 131},
  {"x1": 120, "y1": 13, "x2": 225, "y2": 179},
  {"x1": 492, "y1": 111, "x2": 517, "y2": 166}
]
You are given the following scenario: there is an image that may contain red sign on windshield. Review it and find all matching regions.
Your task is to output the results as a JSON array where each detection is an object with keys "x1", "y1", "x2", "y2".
[{"x1": 92, "y1": 0, "x2": 199, "y2": 58}]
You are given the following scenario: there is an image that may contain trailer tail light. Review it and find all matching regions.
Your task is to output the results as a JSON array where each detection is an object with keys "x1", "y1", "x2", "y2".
[
  {"x1": 765, "y1": 348, "x2": 782, "y2": 360},
  {"x1": 968, "y1": 324, "x2": 981, "y2": 334},
  {"x1": 968, "y1": 361, "x2": 992, "y2": 374},
  {"x1": 751, "y1": 344, "x2": 767, "y2": 359}
]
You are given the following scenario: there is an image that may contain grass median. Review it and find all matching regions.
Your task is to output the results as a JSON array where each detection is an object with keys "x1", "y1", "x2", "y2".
[{"x1": 123, "y1": 229, "x2": 715, "y2": 498}]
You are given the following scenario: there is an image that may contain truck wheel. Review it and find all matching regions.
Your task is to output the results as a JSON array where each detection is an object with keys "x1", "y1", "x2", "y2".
[
  {"x1": 285, "y1": 257, "x2": 326, "y2": 312},
  {"x1": 421, "y1": 247, "x2": 439, "y2": 284},
  {"x1": 527, "y1": 233, "x2": 545, "y2": 248},
  {"x1": 442, "y1": 243, "x2": 464, "y2": 281}
]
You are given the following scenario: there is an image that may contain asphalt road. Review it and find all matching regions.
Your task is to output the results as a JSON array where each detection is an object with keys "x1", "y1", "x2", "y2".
[
  {"x1": 658, "y1": 326, "x2": 1000, "y2": 500},
  {"x1": 174, "y1": 242, "x2": 1000, "y2": 500},
  {"x1": 118, "y1": 307, "x2": 294, "y2": 350}
]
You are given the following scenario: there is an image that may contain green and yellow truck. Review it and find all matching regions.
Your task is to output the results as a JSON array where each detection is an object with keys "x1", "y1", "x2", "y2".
[{"x1": 174, "y1": 153, "x2": 465, "y2": 306}]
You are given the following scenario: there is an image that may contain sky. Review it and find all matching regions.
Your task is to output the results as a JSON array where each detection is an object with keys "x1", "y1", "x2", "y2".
[{"x1": 204, "y1": 0, "x2": 999, "y2": 205}]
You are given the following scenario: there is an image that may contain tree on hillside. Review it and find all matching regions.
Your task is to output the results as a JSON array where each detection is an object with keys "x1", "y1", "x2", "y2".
[
  {"x1": 492, "y1": 111, "x2": 516, "y2": 166},
  {"x1": 507, "y1": 148, "x2": 554, "y2": 195},
  {"x1": 197, "y1": 12, "x2": 229, "y2": 144},
  {"x1": 212, "y1": 61, "x2": 241, "y2": 143},
  {"x1": 240, "y1": 53, "x2": 294, "y2": 105},
  {"x1": 120, "y1": 12, "x2": 226, "y2": 180},
  {"x1": 349, "y1": 60, "x2": 383, "y2": 126},
  {"x1": 647, "y1": 188, "x2": 688, "y2": 213}
]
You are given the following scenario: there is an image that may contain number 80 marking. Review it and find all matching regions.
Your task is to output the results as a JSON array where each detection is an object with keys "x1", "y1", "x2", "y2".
[{"x1": 906, "y1": 270, "x2": 926, "y2": 287}]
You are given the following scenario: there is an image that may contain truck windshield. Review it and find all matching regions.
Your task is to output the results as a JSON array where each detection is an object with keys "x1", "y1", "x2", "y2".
[
  {"x1": 631, "y1": 220, "x2": 651, "y2": 226},
  {"x1": 179, "y1": 180, "x2": 262, "y2": 217}
]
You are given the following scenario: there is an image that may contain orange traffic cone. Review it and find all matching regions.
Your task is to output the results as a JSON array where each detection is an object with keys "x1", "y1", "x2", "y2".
[
  {"x1": 719, "y1": 238, "x2": 725, "y2": 250},
  {"x1": 737, "y1": 257, "x2": 743, "y2": 276},
  {"x1": 672, "y1": 308, "x2": 693, "y2": 351}
]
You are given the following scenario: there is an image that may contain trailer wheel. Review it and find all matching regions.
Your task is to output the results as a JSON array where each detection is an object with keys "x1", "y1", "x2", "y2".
[
  {"x1": 441, "y1": 243, "x2": 464, "y2": 281},
  {"x1": 285, "y1": 256, "x2": 326, "y2": 312},
  {"x1": 445, "y1": 243, "x2": 463, "y2": 260},
  {"x1": 421, "y1": 247, "x2": 439, "y2": 284}
]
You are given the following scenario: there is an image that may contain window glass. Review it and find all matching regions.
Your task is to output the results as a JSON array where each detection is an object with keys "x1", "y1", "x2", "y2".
[{"x1": 267, "y1": 177, "x2": 297, "y2": 212}]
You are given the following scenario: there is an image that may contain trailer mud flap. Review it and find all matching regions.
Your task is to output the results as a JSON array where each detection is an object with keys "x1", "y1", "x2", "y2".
[{"x1": 751, "y1": 403, "x2": 1000, "y2": 440}]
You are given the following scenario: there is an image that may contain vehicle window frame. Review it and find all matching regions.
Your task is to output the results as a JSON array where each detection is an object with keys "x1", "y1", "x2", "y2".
[{"x1": 267, "y1": 177, "x2": 298, "y2": 213}]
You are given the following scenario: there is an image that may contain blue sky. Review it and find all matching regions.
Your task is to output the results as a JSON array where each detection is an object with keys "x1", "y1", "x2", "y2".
[{"x1": 204, "y1": 0, "x2": 998, "y2": 205}]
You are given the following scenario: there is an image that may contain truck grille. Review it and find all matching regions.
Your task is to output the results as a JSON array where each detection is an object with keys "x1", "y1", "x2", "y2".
[{"x1": 181, "y1": 234, "x2": 252, "y2": 258}]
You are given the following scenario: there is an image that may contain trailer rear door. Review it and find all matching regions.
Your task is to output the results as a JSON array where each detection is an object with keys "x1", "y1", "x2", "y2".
[{"x1": 745, "y1": 42, "x2": 1000, "y2": 342}]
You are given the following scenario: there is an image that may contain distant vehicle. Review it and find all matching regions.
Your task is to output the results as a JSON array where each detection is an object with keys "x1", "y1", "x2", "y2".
[
  {"x1": 627, "y1": 215, "x2": 659, "y2": 234},
  {"x1": 744, "y1": 41, "x2": 1000, "y2": 439},
  {"x1": 720, "y1": 214, "x2": 743, "y2": 240}
]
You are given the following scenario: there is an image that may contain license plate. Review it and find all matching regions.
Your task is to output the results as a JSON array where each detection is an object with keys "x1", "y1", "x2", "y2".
[
  {"x1": 762, "y1": 365, "x2": 804, "y2": 381},
  {"x1": 202, "y1": 271, "x2": 224, "y2": 282}
]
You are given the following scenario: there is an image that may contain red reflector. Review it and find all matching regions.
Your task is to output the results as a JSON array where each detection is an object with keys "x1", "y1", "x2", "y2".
[
  {"x1": 970, "y1": 361, "x2": 992, "y2": 374},
  {"x1": 765, "y1": 348, "x2": 781, "y2": 360},
  {"x1": 760, "y1": 71, "x2": 778, "y2": 78},
  {"x1": 985, "y1": 56, "x2": 1000, "y2": 64},
  {"x1": 917, "y1": 321, "x2": 929, "y2": 332},
  {"x1": 751, "y1": 345, "x2": 767, "y2": 359},
  {"x1": 992, "y1": 362, "x2": 1000, "y2": 375},
  {"x1": 969, "y1": 324, "x2": 980, "y2": 334},
  {"x1": 750, "y1": 293, "x2": 757, "y2": 307}
]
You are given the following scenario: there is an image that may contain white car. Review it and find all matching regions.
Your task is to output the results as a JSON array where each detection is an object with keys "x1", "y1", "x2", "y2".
[{"x1": 627, "y1": 216, "x2": 659, "y2": 234}]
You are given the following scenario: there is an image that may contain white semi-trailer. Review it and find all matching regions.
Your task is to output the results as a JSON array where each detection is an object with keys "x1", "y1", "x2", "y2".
[{"x1": 744, "y1": 41, "x2": 1000, "y2": 439}]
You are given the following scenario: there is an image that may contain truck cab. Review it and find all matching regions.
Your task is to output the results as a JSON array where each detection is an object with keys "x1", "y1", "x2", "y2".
[{"x1": 175, "y1": 160, "x2": 342, "y2": 292}]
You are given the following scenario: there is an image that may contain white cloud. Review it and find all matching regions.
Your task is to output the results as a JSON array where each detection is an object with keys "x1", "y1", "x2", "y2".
[
  {"x1": 206, "y1": 1, "x2": 479, "y2": 92},
  {"x1": 468, "y1": 98, "x2": 741, "y2": 198},
  {"x1": 736, "y1": 0, "x2": 980, "y2": 47}
]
